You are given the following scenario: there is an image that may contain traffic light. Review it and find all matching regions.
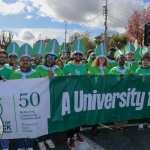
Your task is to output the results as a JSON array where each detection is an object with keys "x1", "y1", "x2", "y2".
[{"x1": 144, "y1": 23, "x2": 150, "y2": 46}]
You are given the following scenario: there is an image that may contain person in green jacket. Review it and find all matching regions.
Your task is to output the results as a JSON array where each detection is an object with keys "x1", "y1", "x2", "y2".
[
  {"x1": 0, "y1": 50, "x2": 12, "y2": 150},
  {"x1": 135, "y1": 55, "x2": 150, "y2": 75},
  {"x1": 63, "y1": 39, "x2": 86, "y2": 148},
  {"x1": 6, "y1": 42, "x2": 20, "y2": 71},
  {"x1": 88, "y1": 56, "x2": 109, "y2": 75},
  {"x1": 107, "y1": 47, "x2": 118, "y2": 71},
  {"x1": 109, "y1": 51, "x2": 133, "y2": 131},
  {"x1": 88, "y1": 43, "x2": 109, "y2": 136},
  {"x1": 135, "y1": 55, "x2": 150, "y2": 130},
  {"x1": 9, "y1": 43, "x2": 39, "y2": 150},
  {"x1": 124, "y1": 42, "x2": 139, "y2": 73},
  {"x1": 109, "y1": 50, "x2": 133, "y2": 75},
  {"x1": 36, "y1": 39, "x2": 63, "y2": 150},
  {"x1": 31, "y1": 40, "x2": 45, "y2": 70}
]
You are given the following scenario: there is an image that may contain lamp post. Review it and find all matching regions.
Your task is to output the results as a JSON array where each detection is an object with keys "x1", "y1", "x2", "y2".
[{"x1": 64, "y1": 21, "x2": 67, "y2": 44}]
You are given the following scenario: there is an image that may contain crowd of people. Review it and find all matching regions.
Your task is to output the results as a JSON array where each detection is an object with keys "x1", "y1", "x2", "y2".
[{"x1": 0, "y1": 39, "x2": 150, "y2": 150}]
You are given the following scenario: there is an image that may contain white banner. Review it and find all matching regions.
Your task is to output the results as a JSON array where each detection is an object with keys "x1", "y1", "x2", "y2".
[{"x1": 0, "y1": 78, "x2": 50, "y2": 139}]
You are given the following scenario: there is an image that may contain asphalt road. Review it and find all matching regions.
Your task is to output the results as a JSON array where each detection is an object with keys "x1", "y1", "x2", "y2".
[{"x1": 7, "y1": 122, "x2": 150, "y2": 150}]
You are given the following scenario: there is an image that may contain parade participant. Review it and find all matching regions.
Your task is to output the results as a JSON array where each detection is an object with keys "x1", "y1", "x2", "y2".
[
  {"x1": 0, "y1": 50, "x2": 12, "y2": 150},
  {"x1": 109, "y1": 50, "x2": 133, "y2": 131},
  {"x1": 124, "y1": 42, "x2": 139, "y2": 73},
  {"x1": 87, "y1": 51, "x2": 96, "y2": 70},
  {"x1": 59, "y1": 43, "x2": 69, "y2": 65},
  {"x1": 36, "y1": 39, "x2": 63, "y2": 150},
  {"x1": 135, "y1": 54, "x2": 150, "y2": 130},
  {"x1": 31, "y1": 40, "x2": 45, "y2": 70},
  {"x1": 107, "y1": 47, "x2": 118, "y2": 71},
  {"x1": 55, "y1": 58, "x2": 64, "y2": 69},
  {"x1": 9, "y1": 43, "x2": 39, "y2": 150},
  {"x1": 135, "y1": 55, "x2": 150, "y2": 75},
  {"x1": 109, "y1": 50, "x2": 133, "y2": 75},
  {"x1": 88, "y1": 43, "x2": 109, "y2": 75},
  {"x1": 88, "y1": 43, "x2": 109, "y2": 136},
  {"x1": 85, "y1": 49, "x2": 94, "y2": 59},
  {"x1": 63, "y1": 39, "x2": 86, "y2": 148},
  {"x1": 6, "y1": 42, "x2": 19, "y2": 70}
]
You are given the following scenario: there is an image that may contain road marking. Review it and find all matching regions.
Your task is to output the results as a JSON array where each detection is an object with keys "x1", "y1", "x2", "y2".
[{"x1": 72, "y1": 134, "x2": 105, "y2": 150}]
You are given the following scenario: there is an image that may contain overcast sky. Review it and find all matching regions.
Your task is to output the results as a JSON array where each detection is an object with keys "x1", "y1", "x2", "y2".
[{"x1": 0, "y1": 0, "x2": 150, "y2": 45}]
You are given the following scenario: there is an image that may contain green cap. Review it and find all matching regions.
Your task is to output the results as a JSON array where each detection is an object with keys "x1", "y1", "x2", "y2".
[
  {"x1": 18, "y1": 43, "x2": 33, "y2": 60},
  {"x1": 95, "y1": 43, "x2": 107, "y2": 58},
  {"x1": 6, "y1": 42, "x2": 19, "y2": 57},
  {"x1": 71, "y1": 39, "x2": 86, "y2": 54},
  {"x1": 142, "y1": 47, "x2": 150, "y2": 55},
  {"x1": 33, "y1": 40, "x2": 45, "y2": 57},
  {"x1": 45, "y1": 39, "x2": 60, "y2": 56},
  {"x1": 124, "y1": 42, "x2": 135, "y2": 54},
  {"x1": 134, "y1": 46, "x2": 142, "y2": 62},
  {"x1": 114, "y1": 50, "x2": 124, "y2": 59},
  {"x1": 60, "y1": 43, "x2": 68, "y2": 52}
]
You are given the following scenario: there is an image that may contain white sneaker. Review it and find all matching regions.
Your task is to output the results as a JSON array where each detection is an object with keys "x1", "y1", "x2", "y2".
[
  {"x1": 45, "y1": 139, "x2": 55, "y2": 148},
  {"x1": 147, "y1": 123, "x2": 150, "y2": 128},
  {"x1": 38, "y1": 142, "x2": 46, "y2": 150},
  {"x1": 18, "y1": 149, "x2": 25, "y2": 150},
  {"x1": 3, "y1": 149, "x2": 8, "y2": 150},
  {"x1": 138, "y1": 124, "x2": 144, "y2": 130},
  {"x1": 26, "y1": 148, "x2": 34, "y2": 150}
]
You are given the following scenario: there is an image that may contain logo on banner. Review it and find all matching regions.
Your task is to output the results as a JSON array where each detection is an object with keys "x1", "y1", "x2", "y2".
[
  {"x1": 3, "y1": 121, "x2": 12, "y2": 133},
  {"x1": 0, "y1": 118, "x2": 3, "y2": 138}
]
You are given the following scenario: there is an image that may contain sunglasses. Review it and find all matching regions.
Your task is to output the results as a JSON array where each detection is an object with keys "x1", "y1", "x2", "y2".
[
  {"x1": 0, "y1": 56, "x2": 7, "y2": 59},
  {"x1": 34, "y1": 55, "x2": 42, "y2": 59},
  {"x1": 9, "y1": 55, "x2": 17, "y2": 58},
  {"x1": 47, "y1": 55, "x2": 57, "y2": 59},
  {"x1": 74, "y1": 53, "x2": 83, "y2": 56}
]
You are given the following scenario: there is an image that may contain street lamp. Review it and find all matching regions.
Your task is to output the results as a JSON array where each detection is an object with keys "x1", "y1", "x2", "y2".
[{"x1": 64, "y1": 21, "x2": 67, "y2": 44}]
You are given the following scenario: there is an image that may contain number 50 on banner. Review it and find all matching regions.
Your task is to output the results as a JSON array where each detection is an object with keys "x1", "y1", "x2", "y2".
[{"x1": 19, "y1": 92, "x2": 40, "y2": 108}]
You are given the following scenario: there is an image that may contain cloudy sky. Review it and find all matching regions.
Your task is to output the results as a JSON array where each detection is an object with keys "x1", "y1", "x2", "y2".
[{"x1": 0, "y1": 0, "x2": 150, "y2": 45}]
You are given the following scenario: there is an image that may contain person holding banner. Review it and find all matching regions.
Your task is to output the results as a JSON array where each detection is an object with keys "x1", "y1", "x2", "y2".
[
  {"x1": 135, "y1": 54, "x2": 150, "y2": 75},
  {"x1": 35, "y1": 39, "x2": 63, "y2": 150},
  {"x1": 135, "y1": 54, "x2": 150, "y2": 130},
  {"x1": 0, "y1": 50, "x2": 12, "y2": 150},
  {"x1": 124, "y1": 42, "x2": 139, "y2": 73},
  {"x1": 109, "y1": 50, "x2": 133, "y2": 131},
  {"x1": 9, "y1": 44, "x2": 40, "y2": 150},
  {"x1": 88, "y1": 43, "x2": 109, "y2": 136},
  {"x1": 106, "y1": 47, "x2": 117, "y2": 71},
  {"x1": 31, "y1": 40, "x2": 45, "y2": 70},
  {"x1": 88, "y1": 43, "x2": 109, "y2": 76},
  {"x1": 63, "y1": 39, "x2": 86, "y2": 148},
  {"x1": 6, "y1": 42, "x2": 20, "y2": 71}
]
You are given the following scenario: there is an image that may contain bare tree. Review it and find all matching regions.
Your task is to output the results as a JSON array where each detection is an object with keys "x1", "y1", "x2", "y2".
[{"x1": 0, "y1": 31, "x2": 14, "y2": 50}]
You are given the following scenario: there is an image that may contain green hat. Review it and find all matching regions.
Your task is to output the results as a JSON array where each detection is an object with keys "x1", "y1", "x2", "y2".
[
  {"x1": 95, "y1": 43, "x2": 107, "y2": 58},
  {"x1": 33, "y1": 40, "x2": 45, "y2": 57},
  {"x1": 6, "y1": 42, "x2": 19, "y2": 57},
  {"x1": 18, "y1": 43, "x2": 33, "y2": 60},
  {"x1": 114, "y1": 50, "x2": 124, "y2": 59},
  {"x1": 124, "y1": 42, "x2": 135, "y2": 54},
  {"x1": 45, "y1": 39, "x2": 60, "y2": 56},
  {"x1": 61, "y1": 43, "x2": 68, "y2": 52},
  {"x1": 71, "y1": 39, "x2": 86, "y2": 54},
  {"x1": 134, "y1": 46, "x2": 142, "y2": 62},
  {"x1": 142, "y1": 47, "x2": 150, "y2": 55}
]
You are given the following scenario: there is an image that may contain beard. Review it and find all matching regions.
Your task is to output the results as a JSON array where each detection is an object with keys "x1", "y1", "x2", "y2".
[
  {"x1": 74, "y1": 57, "x2": 82, "y2": 62},
  {"x1": 0, "y1": 61, "x2": 5, "y2": 65}
]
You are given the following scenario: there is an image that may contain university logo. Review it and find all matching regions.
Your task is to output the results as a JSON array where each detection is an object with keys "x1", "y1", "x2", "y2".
[{"x1": 0, "y1": 118, "x2": 3, "y2": 138}]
